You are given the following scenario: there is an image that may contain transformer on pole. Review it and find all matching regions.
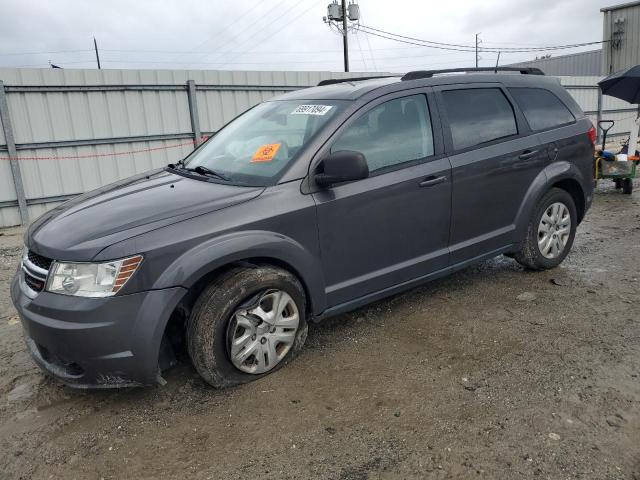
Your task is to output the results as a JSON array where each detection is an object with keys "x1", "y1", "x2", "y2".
[{"x1": 323, "y1": 0, "x2": 360, "y2": 72}]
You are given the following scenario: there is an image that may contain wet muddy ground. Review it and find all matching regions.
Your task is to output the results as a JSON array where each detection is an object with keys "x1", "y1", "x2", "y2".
[{"x1": 1, "y1": 182, "x2": 639, "y2": 479}]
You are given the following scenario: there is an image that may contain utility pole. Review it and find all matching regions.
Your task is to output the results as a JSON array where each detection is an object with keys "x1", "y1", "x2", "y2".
[
  {"x1": 93, "y1": 37, "x2": 101, "y2": 69},
  {"x1": 342, "y1": 0, "x2": 349, "y2": 72},
  {"x1": 324, "y1": 1, "x2": 359, "y2": 73},
  {"x1": 475, "y1": 33, "x2": 481, "y2": 68}
]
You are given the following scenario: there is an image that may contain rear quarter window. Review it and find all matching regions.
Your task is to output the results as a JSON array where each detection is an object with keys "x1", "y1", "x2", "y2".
[{"x1": 509, "y1": 87, "x2": 575, "y2": 131}]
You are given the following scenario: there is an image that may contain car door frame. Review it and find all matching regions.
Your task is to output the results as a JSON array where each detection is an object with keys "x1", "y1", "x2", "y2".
[
  {"x1": 432, "y1": 82, "x2": 532, "y2": 161},
  {"x1": 431, "y1": 82, "x2": 547, "y2": 263},
  {"x1": 303, "y1": 86, "x2": 452, "y2": 308},
  {"x1": 304, "y1": 86, "x2": 447, "y2": 191}
]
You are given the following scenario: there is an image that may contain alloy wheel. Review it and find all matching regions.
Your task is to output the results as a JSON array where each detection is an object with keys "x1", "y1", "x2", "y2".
[
  {"x1": 537, "y1": 202, "x2": 571, "y2": 259},
  {"x1": 227, "y1": 290, "x2": 300, "y2": 374}
]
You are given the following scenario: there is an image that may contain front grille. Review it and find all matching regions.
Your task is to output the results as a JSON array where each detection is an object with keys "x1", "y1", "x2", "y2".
[
  {"x1": 22, "y1": 249, "x2": 53, "y2": 294},
  {"x1": 27, "y1": 250, "x2": 53, "y2": 271},
  {"x1": 24, "y1": 273, "x2": 45, "y2": 292}
]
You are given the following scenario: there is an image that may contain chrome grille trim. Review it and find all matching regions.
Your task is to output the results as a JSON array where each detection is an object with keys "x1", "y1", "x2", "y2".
[
  {"x1": 20, "y1": 248, "x2": 53, "y2": 297},
  {"x1": 23, "y1": 251, "x2": 50, "y2": 278}
]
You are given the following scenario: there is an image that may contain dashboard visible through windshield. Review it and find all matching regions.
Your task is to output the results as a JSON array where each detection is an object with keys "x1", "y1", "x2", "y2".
[{"x1": 178, "y1": 100, "x2": 347, "y2": 187}]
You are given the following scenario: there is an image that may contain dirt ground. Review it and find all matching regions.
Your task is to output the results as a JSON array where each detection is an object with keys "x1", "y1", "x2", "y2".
[{"x1": 0, "y1": 181, "x2": 639, "y2": 480}]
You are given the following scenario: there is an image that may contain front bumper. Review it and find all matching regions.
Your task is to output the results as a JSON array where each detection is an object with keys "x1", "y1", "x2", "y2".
[{"x1": 10, "y1": 273, "x2": 186, "y2": 388}]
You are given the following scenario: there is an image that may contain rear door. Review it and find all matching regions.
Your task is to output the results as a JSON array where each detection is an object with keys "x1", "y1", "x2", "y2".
[
  {"x1": 507, "y1": 86, "x2": 580, "y2": 168},
  {"x1": 311, "y1": 90, "x2": 451, "y2": 307},
  {"x1": 434, "y1": 84, "x2": 548, "y2": 264}
]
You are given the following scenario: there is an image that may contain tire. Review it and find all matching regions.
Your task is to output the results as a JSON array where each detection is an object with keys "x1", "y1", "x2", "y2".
[
  {"x1": 622, "y1": 178, "x2": 633, "y2": 195},
  {"x1": 515, "y1": 188, "x2": 577, "y2": 271},
  {"x1": 614, "y1": 178, "x2": 623, "y2": 189},
  {"x1": 187, "y1": 266, "x2": 308, "y2": 388}
]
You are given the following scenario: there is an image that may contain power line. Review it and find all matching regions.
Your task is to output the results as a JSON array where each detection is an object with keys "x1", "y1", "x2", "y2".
[
  {"x1": 12, "y1": 60, "x2": 96, "y2": 68},
  {"x1": 357, "y1": 7, "x2": 378, "y2": 72},
  {"x1": 358, "y1": 24, "x2": 608, "y2": 53},
  {"x1": 181, "y1": 0, "x2": 264, "y2": 55},
  {"x1": 0, "y1": 49, "x2": 94, "y2": 56},
  {"x1": 196, "y1": 0, "x2": 306, "y2": 67},
  {"x1": 98, "y1": 47, "x2": 461, "y2": 65},
  {"x1": 357, "y1": 27, "x2": 480, "y2": 53},
  {"x1": 218, "y1": 0, "x2": 315, "y2": 67},
  {"x1": 100, "y1": 45, "x2": 464, "y2": 55}
]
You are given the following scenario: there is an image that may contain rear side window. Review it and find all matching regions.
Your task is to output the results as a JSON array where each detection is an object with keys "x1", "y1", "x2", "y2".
[
  {"x1": 441, "y1": 88, "x2": 517, "y2": 150},
  {"x1": 509, "y1": 87, "x2": 575, "y2": 131}
]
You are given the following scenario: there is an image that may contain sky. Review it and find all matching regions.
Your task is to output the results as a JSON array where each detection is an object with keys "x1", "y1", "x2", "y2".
[{"x1": 0, "y1": 0, "x2": 617, "y2": 72}]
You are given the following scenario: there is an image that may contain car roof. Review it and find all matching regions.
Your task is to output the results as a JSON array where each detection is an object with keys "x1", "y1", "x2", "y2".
[{"x1": 274, "y1": 72, "x2": 561, "y2": 101}]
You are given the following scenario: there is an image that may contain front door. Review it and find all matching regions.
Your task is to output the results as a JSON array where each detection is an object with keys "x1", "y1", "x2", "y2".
[{"x1": 312, "y1": 92, "x2": 452, "y2": 307}]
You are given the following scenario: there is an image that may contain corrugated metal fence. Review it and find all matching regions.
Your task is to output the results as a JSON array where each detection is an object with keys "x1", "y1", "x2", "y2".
[
  {"x1": 0, "y1": 69, "x2": 638, "y2": 228},
  {"x1": 558, "y1": 75, "x2": 639, "y2": 144},
  {"x1": 0, "y1": 68, "x2": 382, "y2": 227}
]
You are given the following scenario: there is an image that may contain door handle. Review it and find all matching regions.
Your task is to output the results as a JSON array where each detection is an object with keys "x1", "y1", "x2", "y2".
[
  {"x1": 519, "y1": 150, "x2": 539, "y2": 160},
  {"x1": 419, "y1": 175, "x2": 447, "y2": 187}
]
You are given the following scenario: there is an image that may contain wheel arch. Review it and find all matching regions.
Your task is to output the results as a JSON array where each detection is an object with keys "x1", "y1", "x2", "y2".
[
  {"x1": 514, "y1": 161, "x2": 588, "y2": 242},
  {"x1": 551, "y1": 178, "x2": 586, "y2": 223},
  {"x1": 155, "y1": 231, "x2": 325, "y2": 371}
]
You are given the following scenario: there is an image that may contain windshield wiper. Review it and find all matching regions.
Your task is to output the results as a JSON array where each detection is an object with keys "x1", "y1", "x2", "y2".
[
  {"x1": 186, "y1": 165, "x2": 230, "y2": 181},
  {"x1": 167, "y1": 159, "x2": 185, "y2": 169},
  {"x1": 167, "y1": 161, "x2": 230, "y2": 181}
]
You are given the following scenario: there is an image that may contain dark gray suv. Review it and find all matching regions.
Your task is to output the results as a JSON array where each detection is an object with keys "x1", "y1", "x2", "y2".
[{"x1": 11, "y1": 67, "x2": 595, "y2": 388}]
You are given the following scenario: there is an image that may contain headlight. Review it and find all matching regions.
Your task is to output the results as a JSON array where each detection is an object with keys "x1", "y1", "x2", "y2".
[{"x1": 46, "y1": 255, "x2": 143, "y2": 298}]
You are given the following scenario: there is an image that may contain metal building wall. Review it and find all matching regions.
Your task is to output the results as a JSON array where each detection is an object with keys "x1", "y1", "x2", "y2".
[
  {"x1": 602, "y1": 1, "x2": 640, "y2": 74},
  {"x1": 509, "y1": 50, "x2": 603, "y2": 76},
  {"x1": 0, "y1": 68, "x2": 380, "y2": 227}
]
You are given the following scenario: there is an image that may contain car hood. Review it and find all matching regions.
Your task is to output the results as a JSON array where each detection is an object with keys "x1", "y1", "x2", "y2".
[{"x1": 26, "y1": 169, "x2": 264, "y2": 261}]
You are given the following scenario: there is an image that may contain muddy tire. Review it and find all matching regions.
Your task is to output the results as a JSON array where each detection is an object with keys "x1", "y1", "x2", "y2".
[
  {"x1": 622, "y1": 178, "x2": 633, "y2": 195},
  {"x1": 515, "y1": 188, "x2": 577, "y2": 271},
  {"x1": 187, "y1": 266, "x2": 308, "y2": 388}
]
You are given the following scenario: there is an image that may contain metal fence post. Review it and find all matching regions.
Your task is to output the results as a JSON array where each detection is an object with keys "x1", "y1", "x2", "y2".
[
  {"x1": 596, "y1": 87, "x2": 604, "y2": 144},
  {"x1": 0, "y1": 80, "x2": 28, "y2": 225},
  {"x1": 186, "y1": 80, "x2": 202, "y2": 148}
]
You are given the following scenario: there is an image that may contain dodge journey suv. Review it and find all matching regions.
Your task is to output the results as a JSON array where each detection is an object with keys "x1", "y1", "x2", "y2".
[{"x1": 11, "y1": 67, "x2": 595, "y2": 388}]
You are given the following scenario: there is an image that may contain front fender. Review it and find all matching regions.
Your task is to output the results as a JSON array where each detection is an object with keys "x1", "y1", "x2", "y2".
[
  {"x1": 514, "y1": 160, "x2": 587, "y2": 242},
  {"x1": 151, "y1": 230, "x2": 326, "y2": 315}
]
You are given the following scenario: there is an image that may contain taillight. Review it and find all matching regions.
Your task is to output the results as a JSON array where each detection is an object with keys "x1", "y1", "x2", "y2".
[{"x1": 588, "y1": 126, "x2": 597, "y2": 146}]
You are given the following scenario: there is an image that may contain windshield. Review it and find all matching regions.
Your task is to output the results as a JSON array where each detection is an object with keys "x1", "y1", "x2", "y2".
[{"x1": 181, "y1": 100, "x2": 346, "y2": 186}]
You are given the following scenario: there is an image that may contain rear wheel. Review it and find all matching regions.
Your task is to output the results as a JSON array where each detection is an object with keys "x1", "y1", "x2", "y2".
[
  {"x1": 614, "y1": 178, "x2": 623, "y2": 189},
  {"x1": 622, "y1": 178, "x2": 633, "y2": 195},
  {"x1": 515, "y1": 188, "x2": 577, "y2": 270},
  {"x1": 187, "y1": 266, "x2": 308, "y2": 388}
]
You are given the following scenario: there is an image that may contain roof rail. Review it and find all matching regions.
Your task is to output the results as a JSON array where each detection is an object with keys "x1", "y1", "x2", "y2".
[
  {"x1": 401, "y1": 67, "x2": 544, "y2": 81},
  {"x1": 317, "y1": 75, "x2": 397, "y2": 86}
]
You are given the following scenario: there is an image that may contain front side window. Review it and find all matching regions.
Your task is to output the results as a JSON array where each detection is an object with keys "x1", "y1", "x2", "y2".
[
  {"x1": 509, "y1": 87, "x2": 575, "y2": 131},
  {"x1": 183, "y1": 100, "x2": 345, "y2": 186},
  {"x1": 441, "y1": 88, "x2": 518, "y2": 150},
  {"x1": 331, "y1": 95, "x2": 434, "y2": 173}
]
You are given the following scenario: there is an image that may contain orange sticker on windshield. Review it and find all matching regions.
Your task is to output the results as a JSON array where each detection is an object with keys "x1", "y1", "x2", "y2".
[{"x1": 251, "y1": 143, "x2": 281, "y2": 163}]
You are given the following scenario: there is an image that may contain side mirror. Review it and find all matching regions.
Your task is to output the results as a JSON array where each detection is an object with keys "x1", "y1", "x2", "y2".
[{"x1": 315, "y1": 150, "x2": 369, "y2": 187}]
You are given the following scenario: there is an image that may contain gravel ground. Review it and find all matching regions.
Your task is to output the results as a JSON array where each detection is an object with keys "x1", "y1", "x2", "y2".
[{"x1": 0, "y1": 182, "x2": 639, "y2": 480}]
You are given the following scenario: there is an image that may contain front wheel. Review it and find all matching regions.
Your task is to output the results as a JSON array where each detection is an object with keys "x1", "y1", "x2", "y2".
[
  {"x1": 622, "y1": 178, "x2": 633, "y2": 195},
  {"x1": 187, "y1": 266, "x2": 308, "y2": 388},
  {"x1": 515, "y1": 188, "x2": 577, "y2": 270}
]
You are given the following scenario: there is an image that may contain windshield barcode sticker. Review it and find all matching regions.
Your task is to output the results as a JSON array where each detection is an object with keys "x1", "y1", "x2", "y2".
[{"x1": 291, "y1": 105, "x2": 333, "y2": 116}]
